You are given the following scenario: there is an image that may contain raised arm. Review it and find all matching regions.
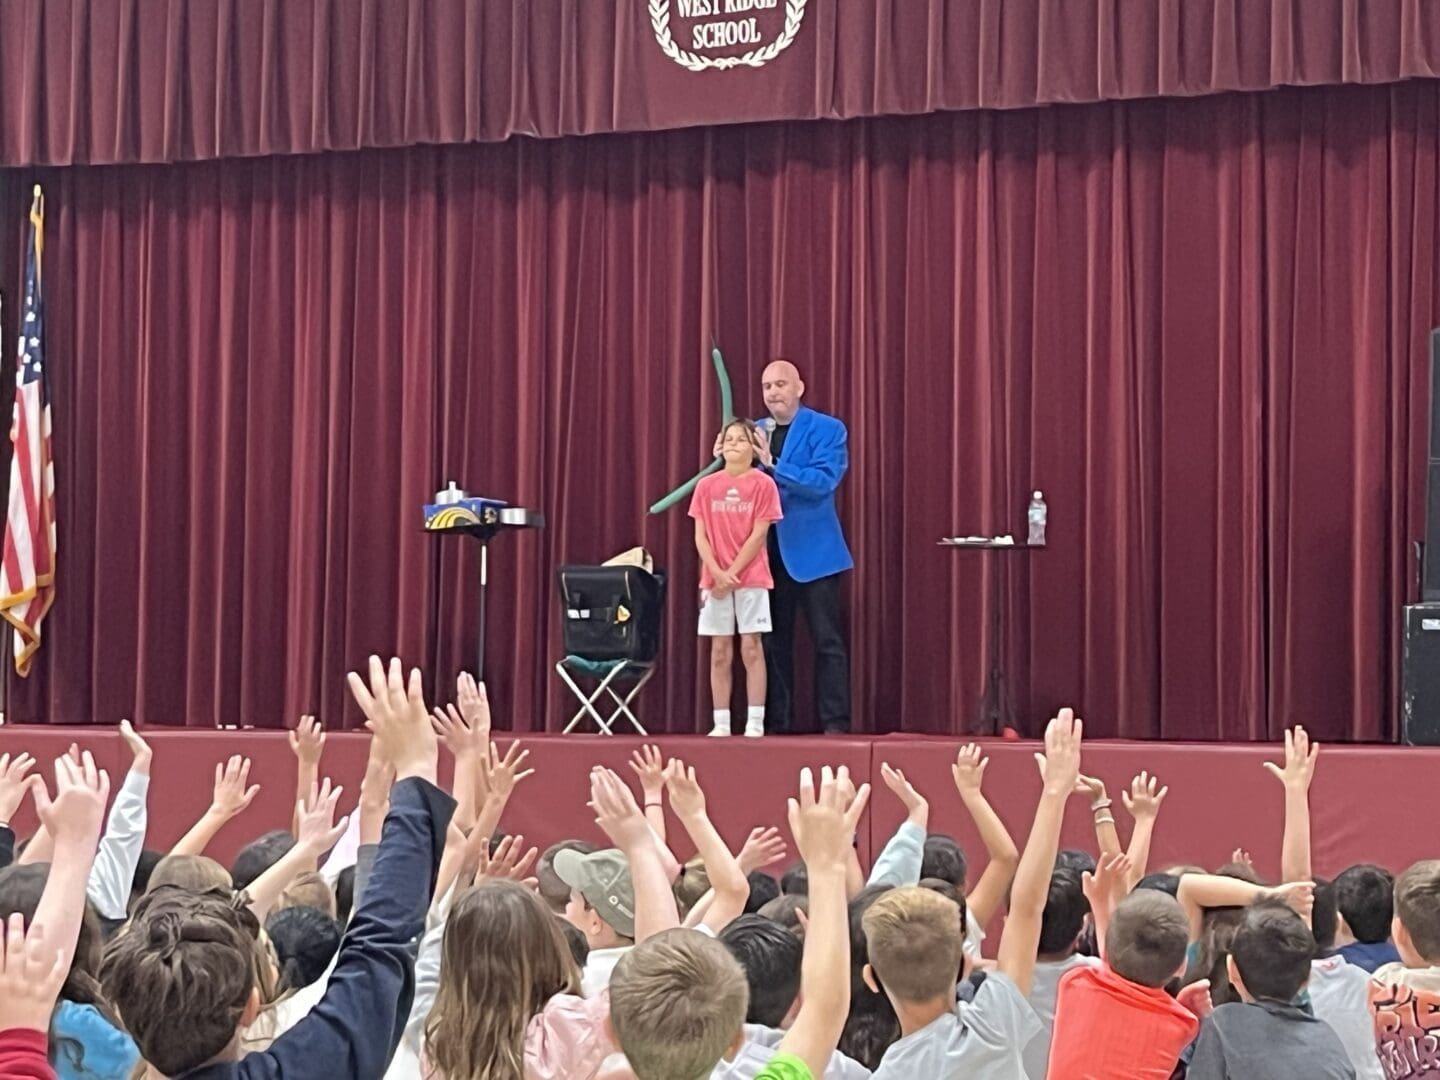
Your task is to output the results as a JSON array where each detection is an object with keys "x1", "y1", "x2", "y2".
[
  {"x1": 0, "y1": 754, "x2": 38, "y2": 871},
  {"x1": 288, "y1": 714, "x2": 325, "y2": 834},
  {"x1": 868, "y1": 763, "x2": 928, "y2": 887},
  {"x1": 951, "y1": 743, "x2": 1021, "y2": 926},
  {"x1": 1073, "y1": 772, "x2": 1122, "y2": 858},
  {"x1": 591, "y1": 767, "x2": 679, "y2": 943},
  {"x1": 775, "y1": 767, "x2": 870, "y2": 1078},
  {"x1": 169, "y1": 754, "x2": 260, "y2": 857},
  {"x1": 1262, "y1": 726, "x2": 1317, "y2": 886},
  {"x1": 997, "y1": 711, "x2": 1082, "y2": 997},
  {"x1": 1121, "y1": 771, "x2": 1168, "y2": 889},
  {"x1": 431, "y1": 702, "x2": 485, "y2": 833},
  {"x1": 87, "y1": 721, "x2": 152, "y2": 921},
  {"x1": 665, "y1": 758, "x2": 749, "y2": 934},
  {"x1": 1080, "y1": 852, "x2": 1132, "y2": 960},
  {"x1": 32, "y1": 752, "x2": 110, "y2": 975},
  {"x1": 246, "y1": 779, "x2": 348, "y2": 922},
  {"x1": 1177, "y1": 875, "x2": 1315, "y2": 940},
  {"x1": 628, "y1": 745, "x2": 669, "y2": 847}
]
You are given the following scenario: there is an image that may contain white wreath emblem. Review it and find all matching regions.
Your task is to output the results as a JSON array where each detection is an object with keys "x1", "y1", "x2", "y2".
[{"x1": 649, "y1": 0, "x2": 807, "y2": 71}]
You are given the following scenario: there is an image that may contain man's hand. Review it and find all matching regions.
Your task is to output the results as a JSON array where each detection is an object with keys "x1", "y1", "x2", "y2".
[
  {"x1": 0, "y1": 753, "x2": 38, "y2": 825},
  {"x1": 950, "y1": 743, "x2": 989, "y2": 796},
  {"x1": 1121, "y1": 771, "x2": 1168, "y2": 821},
  {"x1": 1033, "y1": 709, "x2": 1083, "y2": 797},
  {"x1": 455, "y1": 673, "x2": 493, "y2": 747},
  {"x1": 590, "y1": 767, "x2": 653, "y2": 853},
  {"x1": 788, "y1": 766, "x2": 870, "y2": 874},
  {"x1": 34, "y1": 752, "x2": 109, "y2": 848},
  {"x1": 295, "y1": 779, "x2": 348, "y2": 856},
  {"x1": 346, "y1": 655, "x2": 437, "y2": 782},
  {"x1": 752, "y1": 428, "x2": 774, "y2": 468},
  {"x1": 210, "y1": 755, "x2": 261, "y2": 819},
  {"x1": 0, "y1": 914, "x2": 66, "y2": 1034},
  {"x1": 118, "y1": 721, "x2": 153, "y2": 777},
  {"x1": 879, "y1": 763, "x2": 929, "y2": 827},
  {"x1": 1262, "y1": 726, "x2": 1319, "y2": 792},
  {"x1": 287, "y1": 715, "x2": 326, "y2": 767},
  {"x1": 737, "y1": 826, "x2": 788, "y2": 874},
  {"x1": 663, "y1": 759, "x2": 707, "y2": 820},
  {"x1": 628, "y1": 745, "x2": 667, "y2": 803},
  {"x1": 477, "y1": 741, "x2": 533, "y2": 803}
]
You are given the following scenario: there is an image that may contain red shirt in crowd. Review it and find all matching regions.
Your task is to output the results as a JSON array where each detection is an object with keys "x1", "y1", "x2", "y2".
[
  {"x1": 0, "y1": 1028, "x2": 55, "y2": 1080},
  {"x1": 1046, "y1": 964, "x2": 1199, "y2": 1079}
]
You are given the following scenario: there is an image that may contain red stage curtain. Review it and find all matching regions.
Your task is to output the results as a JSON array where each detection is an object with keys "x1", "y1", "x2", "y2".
[
  {"x1": 0, "y1": 80, "x2": 1434, "y2": 740},
  {"x1": 4, "y1": 0, "x2": 1440, "y2": 166}
]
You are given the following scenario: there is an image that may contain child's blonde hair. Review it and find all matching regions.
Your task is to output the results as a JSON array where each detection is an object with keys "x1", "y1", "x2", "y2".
[
  {"x1": 609, "y1": 928, "x2": 749, "y2": 1080},
  {"x1": 862, "y1": 885, "x2": 965, "y2": 1003},
  {"x1": 1395, "y1": 859, "x2": 1440, "y2": 963}
]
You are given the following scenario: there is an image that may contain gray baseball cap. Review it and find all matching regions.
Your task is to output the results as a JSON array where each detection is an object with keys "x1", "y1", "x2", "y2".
[{"x1": 553, "y1": 847, "x2": 636, "y2": 939}]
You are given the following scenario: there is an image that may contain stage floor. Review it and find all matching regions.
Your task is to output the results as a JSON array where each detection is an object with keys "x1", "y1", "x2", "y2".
[{"x1": 0, "y1": 726, "x2": 1426, "y2": 879}]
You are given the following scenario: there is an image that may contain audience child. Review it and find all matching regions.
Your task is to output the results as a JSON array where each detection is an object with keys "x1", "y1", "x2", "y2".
[
  {"x1": 838, "y1": 885, "x2": 899, "y2": 1070},
  {"x1": 1337, "y1": 865, "x2": 1403, "y2": 973},
  {"x1": 1021, "y1": 868, "x2": 1099, "y2": 1079},
  {"x1": 609, "y1": 765, "x2": 870, "y2": 1080},
  {"x1": 859, "y1": 712, "x2": 1082, "y2": 1078},
  {"x1": 1189, "y1": 900, "x2": 1355, "y2": 1079},
  {"x1": 1369, "y1": 860, "x2": 1440, "y2": 1077},
  {"x1": 537, "y1": 840, "x2": 598, "y2": 915},
  {"x1": 99, "y1": 655, "x2": 452, "y2": 1079}
]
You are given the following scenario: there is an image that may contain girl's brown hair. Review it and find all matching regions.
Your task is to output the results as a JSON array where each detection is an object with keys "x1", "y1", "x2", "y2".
[
  {"x1": 424, "y1": 880, "x2": 582, "y2": 1080},
  {"x1": 718, "y1": 418, "x2": 760, "y2": 465}
]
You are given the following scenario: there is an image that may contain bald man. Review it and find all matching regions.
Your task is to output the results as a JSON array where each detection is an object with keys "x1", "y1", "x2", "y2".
[{"x1": 749, "y1": 359, "x2": 852, "y2": 734}]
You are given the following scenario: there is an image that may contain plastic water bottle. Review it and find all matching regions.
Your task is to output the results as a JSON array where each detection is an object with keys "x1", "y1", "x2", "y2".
[{"x1": 1027, "y1": 491, "x2": 1047, "y2": 546}]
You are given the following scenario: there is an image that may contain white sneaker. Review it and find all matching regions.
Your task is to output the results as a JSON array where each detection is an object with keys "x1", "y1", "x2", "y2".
[
  {"x1": 708, "y1": 725, "x2": 732, "y2": 737},
  {"x1": 743, "y1": 721, "x2": 764, "y2": 738}
]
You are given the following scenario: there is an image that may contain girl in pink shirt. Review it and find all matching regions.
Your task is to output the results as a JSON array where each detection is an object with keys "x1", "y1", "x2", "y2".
[{"x1": 689, "y1": 419, "x2": 783, "y2": 737}]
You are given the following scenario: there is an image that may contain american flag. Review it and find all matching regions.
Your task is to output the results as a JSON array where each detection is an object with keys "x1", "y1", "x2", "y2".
[{"x1": 0, "y1": 187, "x2": 55, "y2": 676}]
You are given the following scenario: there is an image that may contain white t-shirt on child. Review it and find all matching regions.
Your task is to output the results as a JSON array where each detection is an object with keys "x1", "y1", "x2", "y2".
[
  {"x1": 870, "y1": 971, "x2": 1041, "y2": 1080},
  {"x1": 711, "y1": 1024, "x2": 873, "y2": 1079},
  {"x1": 1308, "y1": 955, "x2": 1384, "y2": 1080},
  {"x1": 1022, "y1": 954, "x2": 1101, "y2": 1079}
]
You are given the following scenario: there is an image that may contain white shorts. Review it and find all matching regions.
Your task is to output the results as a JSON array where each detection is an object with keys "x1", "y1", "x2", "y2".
[{"x1": 698, "y1": 587, "x2": 772, "y2": 636}]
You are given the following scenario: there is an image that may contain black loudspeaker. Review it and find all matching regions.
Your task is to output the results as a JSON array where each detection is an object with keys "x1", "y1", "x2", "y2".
[
  {"x1": 1423, "y1": 331, "x2": 1440, "y2": 600},
  {"x1": 1402, "y1": 604, "x2": 1440, "y2": 745},
  {"x1": 556, "y1": 565, "x2": 666, "y2": 662}
]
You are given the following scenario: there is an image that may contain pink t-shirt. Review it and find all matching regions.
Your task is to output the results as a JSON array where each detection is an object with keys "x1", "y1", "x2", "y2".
[{"x1": 688, "y1": 468, "x2": 783, "y2": 589}]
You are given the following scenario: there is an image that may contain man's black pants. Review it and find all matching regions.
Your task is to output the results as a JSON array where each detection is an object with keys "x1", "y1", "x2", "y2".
[{"x1": 763, "y1": 550, "x2": 851, "y2": 734}]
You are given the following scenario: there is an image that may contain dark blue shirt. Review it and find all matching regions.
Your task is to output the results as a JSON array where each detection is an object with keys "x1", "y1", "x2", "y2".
[{"x1": 1337, "y1": 940, "x2": 1401, "y2": 973}]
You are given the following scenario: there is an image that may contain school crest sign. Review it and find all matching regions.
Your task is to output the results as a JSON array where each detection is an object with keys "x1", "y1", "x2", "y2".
[{"x1": 649, "y1": 0, "x2": 808, "y2": 71}]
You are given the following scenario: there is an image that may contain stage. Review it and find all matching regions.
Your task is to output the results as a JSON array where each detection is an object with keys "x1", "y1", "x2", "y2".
[{"x1": 0, "y1": 726, "x2": 1425, "y2": 880}]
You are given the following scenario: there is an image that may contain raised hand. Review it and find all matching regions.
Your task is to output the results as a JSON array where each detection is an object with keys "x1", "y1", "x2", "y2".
[
  {"x1": 34, "y1": 752, "x2": 110, "y2": 848},
  {"x1": 950, "y1": 743, "x2": 989, "y2": 795},
  {"x1": 210, "y1": 755, "x2": 260, "y2": 818},
  {"x1": 455, "y1": 673, "x2": 492, "y2": 745},
  {"x1": 590, "y1": 767, "x2": 652, "y2": 853},
  {"x1": 474, "y1": 833, "x2": 540, "y2": 887},
  {"x1": 879, "y1": 762, "x2": 929, "y2": 826},
  {"x1": 287, "y1": 715, "x2": 326, "y2": 766},
  {"x1": 737, "y1": 826, "x2": 788, "y2": 874},
  {"x1": 1230, "y1": 848, "x2": 1254, "y2": 870},
  {"x1": 663, "y1": 758, "x2": 707, "y2": 819},
  {"x1": 1262, "y1": 726, "x2": 1319, "y2": 792},
  {"x1": 431, "y1": 704, "x2": 485, "y2": 760},
  {"x1": 1177, "y1": 978, "x2": 1214, "y2": 1021},
  {"x1": 628, "y1": 744, "x2": 667, "y2": 803},
  {"x1": 117, "y1": 720, "x2": 153, "y2": 776},
  {"x1": 347, "y1": 655, "x2": 436, "y2": 782},
  {"x1": 478, "y1": 740, "x2": 533, "y2": 803},
  {"x1": 0, "y1": 753, "x2": 38, "y2": 825},
  {"x1": 787, "y1": 766, "x2": 871, "y2": 874},
  {"x1": 0, "y1": 914, "x2": 66, "y2": 1034},
  {"x1": 1034, "y1": 709, "x2": 1084, "y2": 797},
  {"x1": 295, "y1": 778, "x2": 348, "y2": 855},
  {"x1": 1121, "y1": 771, "x2": 1168, "y2": 820},
  {"x1": 1081, "y1": 851, "x2": 1132, "y2": 916}
]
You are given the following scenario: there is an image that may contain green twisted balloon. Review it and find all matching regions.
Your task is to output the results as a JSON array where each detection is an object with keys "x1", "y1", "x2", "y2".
[{"x1": 648, "y1": 343, "x2": 735, "y2": 514}]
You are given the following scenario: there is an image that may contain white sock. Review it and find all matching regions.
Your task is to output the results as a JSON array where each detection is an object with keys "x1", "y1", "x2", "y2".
[
  {"x1": 744, "y1": 706, "x2": 765, "y2": 736},
  {"x1": 710, "y1": 709, "x2": 732, "y2": 735}
]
